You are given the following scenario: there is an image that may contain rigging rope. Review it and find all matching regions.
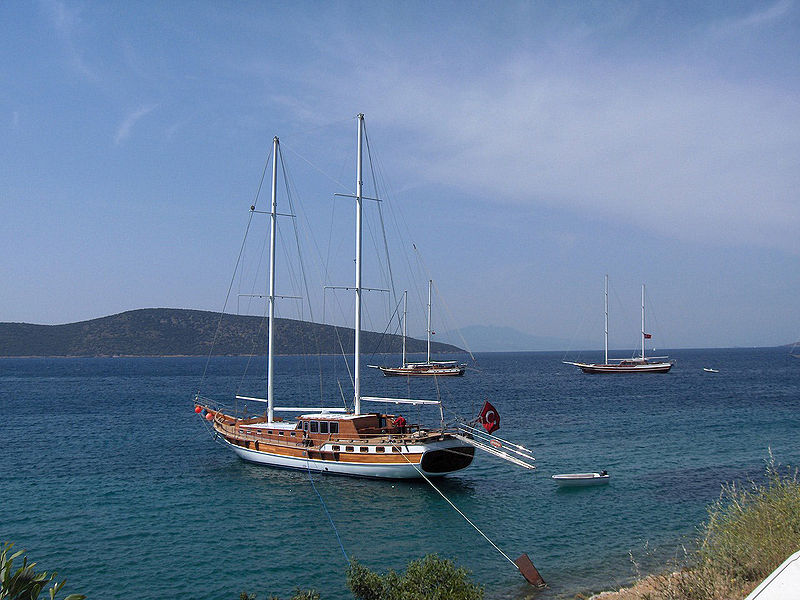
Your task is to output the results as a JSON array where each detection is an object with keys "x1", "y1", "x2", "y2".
[
  {"x1": 364, "y1": 122, "x2": 397, "y2": 311},
  {"x1": 196, "y1": 147, "x2": 274, "y2": 396},
  {"x1": 365, "y1": 295, "x2": 405, "y2": 364}
]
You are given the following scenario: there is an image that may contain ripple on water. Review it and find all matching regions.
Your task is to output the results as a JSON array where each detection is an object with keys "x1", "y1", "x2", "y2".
[{"x1": 1, "y1": 350, "x2": 799, "y2": 599}]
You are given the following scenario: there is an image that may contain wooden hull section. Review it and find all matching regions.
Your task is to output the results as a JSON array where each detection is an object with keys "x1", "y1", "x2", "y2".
[
  {"x1": 203, "y1": 409, "x2": 475, "y2": 479},
  {"x1": 223, "y1": 437, "x2": 473, "y2": 478}
]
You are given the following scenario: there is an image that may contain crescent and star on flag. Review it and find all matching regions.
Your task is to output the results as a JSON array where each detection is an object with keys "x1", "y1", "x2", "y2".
[{"x1": 479, "y1": 400, "x2": 500, "y2": 434}]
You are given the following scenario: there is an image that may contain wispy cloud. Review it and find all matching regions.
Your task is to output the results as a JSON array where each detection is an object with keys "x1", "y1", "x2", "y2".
[
  {"x1": 710, "y1": 0, "x2": 793, "y2": 36},
  {"x1": 114, "y1": 104, "x2": 157, "y2": 145},
  {"x1": 294, "y1": 19, "x2": 800, "y2": 255},
  {"x1": 39, "y1": 0, "x2": 98, "y2": 81}
]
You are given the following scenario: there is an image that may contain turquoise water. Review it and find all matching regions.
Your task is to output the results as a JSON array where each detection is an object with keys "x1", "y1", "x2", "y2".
[{"x1": 2, "y1": 349, "x2": 799, "y2": 599}]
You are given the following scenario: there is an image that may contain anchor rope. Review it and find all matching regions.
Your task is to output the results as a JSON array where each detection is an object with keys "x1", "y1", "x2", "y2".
[
  {"x1": 395, "y1": 448, "x2": 518, "y2": 570},
  {"x1": 305, "y1": 461, "x2": 349, "y2": 563}
]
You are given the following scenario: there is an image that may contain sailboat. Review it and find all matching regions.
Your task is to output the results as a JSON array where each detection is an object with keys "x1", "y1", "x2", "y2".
[
  {"x1": 369, "y1": 281, "x2": 465, "y2": 377},
  {"x1": 564, "y1": 276, "x2": 673, "y2": 373},
  {"x1": 194, "y1": 115, "x2": 532, "y2": 478}
]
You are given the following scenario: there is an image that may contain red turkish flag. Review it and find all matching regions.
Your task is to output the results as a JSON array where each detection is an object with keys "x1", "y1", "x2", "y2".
[
  {"x1": 643, "y1": 333, "x2": 652, "y2": 339},
  {"x1": 479, "y1": 400, "x2": 500, "y2": 434}
]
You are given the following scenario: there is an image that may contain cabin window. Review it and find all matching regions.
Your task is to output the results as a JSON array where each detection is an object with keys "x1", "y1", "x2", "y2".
[
  {"x1": 360, "y1": 446, "x2": 369, "y2": 453},
  {"x1": 267, "y1": 430, "x2": 272, "y2": 435},
  {"x1": 303, "y1": 422, "x2": 309, "y2": 431},
  {"x1": 320, "y1": 422, "x2": 329, "y2": 434},
  {"x1": 332, "y1": 445, "x2": 340, "y2": 452},
  {"x1": 310, "y1": 421, "x2": 319, "y2": 433},
  {"x1": 278, "y1": 431, "x2": 284, "y2": 436},
  {"x1": 391, "y1": 447, "x2": 400, "y2": 453},
  {"x1": 329, "y1": 422, "x2": 339, "y2": 434},
  {"x1": 290, "y1": 432, "x2": 296, "y2": 437},
  {"x1": 379, "y1": 417, "x2": 387, "y2": 428},
  {"x1": 345, "y1": 446, "x2": 354, "y2": 452},
  {"x1": 376, "y1": 446, "x2": 385, "y2": 453}
]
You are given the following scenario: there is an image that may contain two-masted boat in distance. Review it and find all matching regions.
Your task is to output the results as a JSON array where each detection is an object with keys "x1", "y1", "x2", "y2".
[
  {"x1": 564, "y1": 275, "x2": 673, "y2": 374},
  {"x1": 194, "y1": 115, "x2": 534, "y2": 479},
  {"x1": 369, "y1": 281, "x2": 465, "y2": 377}
]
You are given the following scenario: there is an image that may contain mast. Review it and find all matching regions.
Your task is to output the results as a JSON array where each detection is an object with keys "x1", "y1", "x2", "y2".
[
  {"x1": 354, "y1": 114, "x2": 364, "y2": 416},
  {"x1": 267, "y1": 136, "x2": 278, "y2": 423},
  {"x1": 641, "y1": 283, "x2": 646, "y2": 360},
  {"x1": 426, "y1": 279, "x2": 432, "y2": 364},
  {"x1": 604, "y1": 274, "x2": 608, "y2": 365},
  {"x1": 402, "y1": 290, "x2": 408, "y2": 367}
]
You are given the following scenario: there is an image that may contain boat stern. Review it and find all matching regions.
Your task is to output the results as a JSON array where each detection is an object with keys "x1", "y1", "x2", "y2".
[{"x1": 419, "y1": 438, "x2": 475, "y2": 475}]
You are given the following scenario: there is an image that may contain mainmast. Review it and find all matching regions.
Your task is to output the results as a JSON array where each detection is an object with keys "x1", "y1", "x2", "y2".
[
  {"x1": 604, "y1": 274, "x2": 608, "y2": 365},
  {"x1": 267, "y1": 136, "x2": 278, "y2": 423},
  {"x1": 641, "y1": 283, "x2": 646, "y2": 360},
  {"x1": 426, "y1": 279, "x2": 432, "y2": 364},
  {"x1": 354, "y1": 114, "x2": 364, "y2": 416}
]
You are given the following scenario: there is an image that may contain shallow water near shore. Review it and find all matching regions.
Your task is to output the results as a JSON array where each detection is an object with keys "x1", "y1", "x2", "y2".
[{"x1": 2, "y1": 348, "x2": 799, "y2": 599}]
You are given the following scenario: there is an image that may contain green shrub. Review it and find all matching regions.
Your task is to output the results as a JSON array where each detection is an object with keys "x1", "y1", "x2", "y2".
[
  {"x1": 0, "y1": 542, "x2": 85, "y2": 600},
  {"x1": 347, "y1": 554, "x2": 484, "y2": 600},
  {"x1": 644, "y1": 456, "x2": 800, "y2": 600}
]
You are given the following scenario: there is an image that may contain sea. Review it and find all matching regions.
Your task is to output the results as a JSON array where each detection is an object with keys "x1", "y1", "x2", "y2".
[{"x1": 2, "y1": 348, "x2": 799, "y2": 600}]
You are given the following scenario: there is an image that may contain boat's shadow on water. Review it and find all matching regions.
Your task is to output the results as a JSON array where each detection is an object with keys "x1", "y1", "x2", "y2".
[
  {"x1": 553, "y1": 484, "x2": 612, "y2": 495},
  {"x1": 232, "y1": 458, "x2": 479, "y2": 495}
]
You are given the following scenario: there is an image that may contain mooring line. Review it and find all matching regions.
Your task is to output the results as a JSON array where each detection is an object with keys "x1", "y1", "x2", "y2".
[
  {"x1": 306, "y1": 461, "x2": 349, "y2": 563},
  {"x1": 396, "y1": 447, "x2": 518, "y2": 569}
]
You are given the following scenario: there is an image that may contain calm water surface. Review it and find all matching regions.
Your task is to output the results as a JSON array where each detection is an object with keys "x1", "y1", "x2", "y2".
[{"x1": 2, "y1": 349, "x2": 799, "y2": 599}]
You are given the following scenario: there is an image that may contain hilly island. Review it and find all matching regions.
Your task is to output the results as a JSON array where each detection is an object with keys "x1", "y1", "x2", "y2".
[{"x1": 0, "y1": 308, "x2": 462, "y2": 358}]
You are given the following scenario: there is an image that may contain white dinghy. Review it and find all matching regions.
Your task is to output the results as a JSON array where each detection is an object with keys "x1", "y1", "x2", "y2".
[{"x1": 551, "y1": 470, "x2": 610, "y2": 487}]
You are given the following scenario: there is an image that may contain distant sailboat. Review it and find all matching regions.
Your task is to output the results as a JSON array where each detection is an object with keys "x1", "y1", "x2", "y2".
[
  {"x1": 564, "y1": 276, "x2": 674, "y2": 373},
  {"x1": 369, "y1": 280, "x2": 465, "y2": 377}
]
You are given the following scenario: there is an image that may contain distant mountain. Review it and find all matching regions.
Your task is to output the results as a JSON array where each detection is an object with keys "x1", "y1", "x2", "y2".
[
  {"x1": 439, "y1": 325, "x2": 590, "y2": 352},
  {"x1": 0, "y1": 308, "x2": 463, "y2": 358}
]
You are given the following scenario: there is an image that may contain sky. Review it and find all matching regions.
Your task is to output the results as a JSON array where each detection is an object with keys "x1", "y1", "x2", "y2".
[{"x1": 1, "y1": 0, "x2": 799, "y2": 349}]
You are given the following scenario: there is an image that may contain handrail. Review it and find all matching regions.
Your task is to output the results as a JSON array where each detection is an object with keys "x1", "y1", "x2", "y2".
[{"x1": 212, "y1": 416, "x2": 455, "y2": 446}]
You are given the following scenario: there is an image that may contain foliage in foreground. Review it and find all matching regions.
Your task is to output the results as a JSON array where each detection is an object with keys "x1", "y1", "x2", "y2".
[
  {"x1": 346, "y1": 554, "x2": 484, "y2": 600},
  {"x1": 630, "y1": 457, "x2": 800, "y2": 600},
  {"x1": 0, "y1": 542, "x2": 85, "y2": 600},
  {"x1": 244, "y1": 554, "x2": 483, "y2": 600},
  {"x1": 240, "y1": 590, "x2": 320, "y2": 600}
]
